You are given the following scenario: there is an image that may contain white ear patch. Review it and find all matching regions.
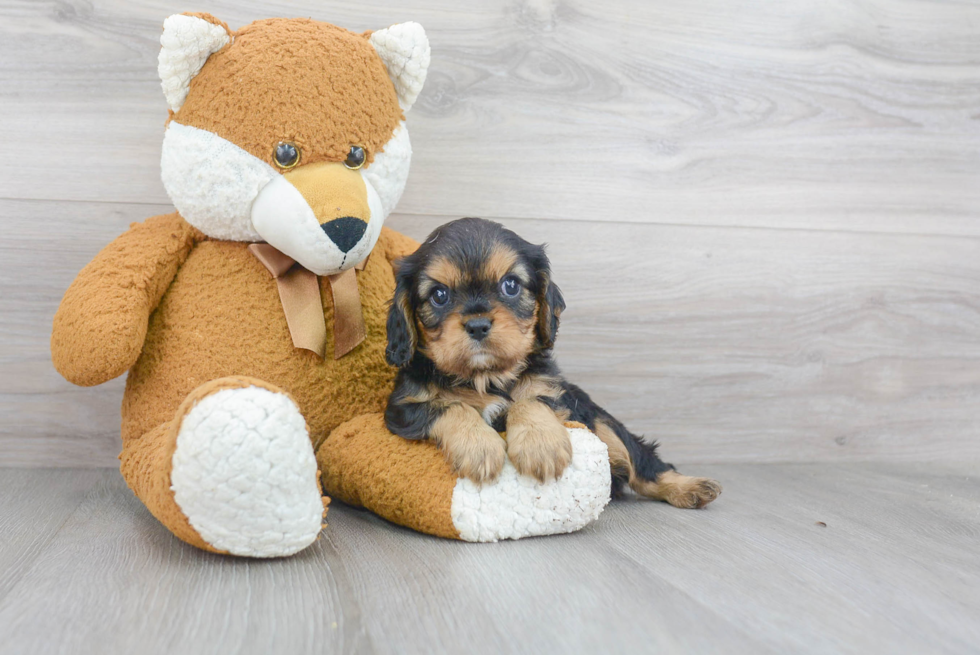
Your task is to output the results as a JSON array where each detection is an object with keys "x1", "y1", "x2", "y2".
[
  {"x1": 370, "y1": 22, "x2": 431, "y2": 112},
  {"x1": 159, "y1": 14, "x2": 231, "y2": 112}
]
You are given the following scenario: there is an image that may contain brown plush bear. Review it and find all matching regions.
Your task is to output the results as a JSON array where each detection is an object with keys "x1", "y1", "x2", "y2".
[{"x1": 51, "y1": 14, "x2": 612, "y2": 557}]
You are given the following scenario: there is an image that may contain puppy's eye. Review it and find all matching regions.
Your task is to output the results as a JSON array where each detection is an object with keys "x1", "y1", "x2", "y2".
[
  {"x1": 500, "y1": 276, "x2": 522, "y2": 298},
  {"x1": 344, "y1": 145, "x2": 366, "y2": 170},
  {"x1": 274, "y1": 142, "x2": 300, "y2": 169},
  {"x1": 430, "y1": 285, "x2": 450, "y2": 307}
]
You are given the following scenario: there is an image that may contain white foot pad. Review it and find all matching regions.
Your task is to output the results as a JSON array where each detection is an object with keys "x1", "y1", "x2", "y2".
[
  {"x1": 450, "y1": 427, "x2": 611, "y2": 542},
  {"x1": 171, "y1": 386, "x2": 323, "y2": 557}
]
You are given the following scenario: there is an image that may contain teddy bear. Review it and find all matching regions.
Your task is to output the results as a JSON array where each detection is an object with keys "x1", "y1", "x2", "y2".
[{"x1": 50, "y1": 13, "x2": 612, "y2": 557}]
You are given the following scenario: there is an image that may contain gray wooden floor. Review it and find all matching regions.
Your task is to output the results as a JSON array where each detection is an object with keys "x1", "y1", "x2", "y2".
[{"x1": 1, "y1": 463, "x2": 977, "y2": 654}]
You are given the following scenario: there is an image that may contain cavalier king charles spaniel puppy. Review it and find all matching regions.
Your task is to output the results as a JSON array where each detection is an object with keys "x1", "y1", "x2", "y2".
[{"x1": 384, "y1": 217, "x2": 720, "y2": 508}]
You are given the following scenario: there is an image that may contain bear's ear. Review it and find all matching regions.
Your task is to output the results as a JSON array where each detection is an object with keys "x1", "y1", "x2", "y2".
[
  {"x1": 158, "y1": 13, "x2": 232, "y2": 113},
  {"x1": 369, "y1": 22, "x2": 431, "y2": 113}
]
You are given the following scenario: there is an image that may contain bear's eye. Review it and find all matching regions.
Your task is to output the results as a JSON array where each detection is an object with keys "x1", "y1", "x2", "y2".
[
  {"x1": 344, "y1": 145, "x2": 366, "y2": 170},
  {"x1": 430, "y1": 285, "x2": 450, "y2": 308},
  {"x1": 274, "y1": 142, "x2": 300, "y2": 169},
  {"x1": 500, "y1": 275, "x2": 522, "y2": 298}
]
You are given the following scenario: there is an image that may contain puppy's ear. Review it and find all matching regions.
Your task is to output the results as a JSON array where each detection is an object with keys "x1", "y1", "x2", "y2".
[
  {"x1": 386, "y1": 260, "x2": 417, "y2": 367},
  {"x1": 533, "y1": 248, "x2": 566, "y2": 349}
]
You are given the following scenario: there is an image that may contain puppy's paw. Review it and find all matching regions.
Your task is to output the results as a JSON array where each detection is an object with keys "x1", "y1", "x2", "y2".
[
  {"x1": 506, "y1": 417, "x2": 573, "y2": 483},
  {"x1": 443, "y1": 423, "x2": 507, "y2": 485},
  {"x1": 635, "y1": 471, "x2": 722, "y2": 509},
  {"x1": 667, "y1": 476, "x2": 721, "y2": 509}
]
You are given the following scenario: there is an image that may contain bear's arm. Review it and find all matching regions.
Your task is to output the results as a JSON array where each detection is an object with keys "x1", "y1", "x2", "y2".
[
  {"x1": 51, "y1": 212, "x2": 201, "y2": 387},
  {"x1": 378, "y1": 225, "x2": 420, "y2": 264}
]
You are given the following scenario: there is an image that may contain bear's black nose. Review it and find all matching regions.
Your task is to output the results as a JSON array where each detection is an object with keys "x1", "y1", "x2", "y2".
[
  {"x1": 321, "y1": 217, "x2": 367, "y2": 253},
  {"x1": 464, "y1": 317, "x2": 492, "y2": 342}
]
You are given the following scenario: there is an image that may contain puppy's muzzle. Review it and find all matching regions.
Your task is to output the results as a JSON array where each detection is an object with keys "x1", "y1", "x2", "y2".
[{"x1": 464, "y1": 317, "x2": 492, "y2": 342}]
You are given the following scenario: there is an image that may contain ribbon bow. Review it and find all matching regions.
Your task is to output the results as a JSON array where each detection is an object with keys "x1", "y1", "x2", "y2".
[{"x1": 249, "y1": 243, "x2": 367, "y2": 360}]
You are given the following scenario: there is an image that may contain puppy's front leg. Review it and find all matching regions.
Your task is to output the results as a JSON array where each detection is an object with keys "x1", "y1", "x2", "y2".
[
  {"x1": 506, "y1": 400, "x2": 573, "y2": 482},
  {"x1": 430, "y1": 403, "x2": 507, "y2": 484}
]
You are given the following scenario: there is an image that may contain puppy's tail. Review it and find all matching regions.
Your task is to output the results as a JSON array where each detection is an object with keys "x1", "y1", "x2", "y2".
[{"x1": 561, "y1": 383, "x2": 721, "y2": 508}]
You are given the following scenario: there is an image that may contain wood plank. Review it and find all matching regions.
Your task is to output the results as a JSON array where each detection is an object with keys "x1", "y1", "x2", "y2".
[
  {"x1": 0, "y1": 468, "x2": 109, "y2": 601},
  {"x1": 0, "y1": 0, "x2": 978, "y2": 236},
  {"x1": 318, "y1": 495, "x2": 768, "y2": 655},
  {"x1": 600, "y1": 461, "x2": 980, "y2": 654},
  {"x1": 0, "y1": 198, "x2": 171, "y2": 467},
  {"x1": 0, "y1": 465, "x2": 764, "y2": 654},
  {"x1": 515, "y1": 216, "x2": 980, "y2": 464},
  {"x1": 7, "y1": 200, "x2": 978, "y2": 465},
  {"x1": 0, "y1": 464, "x2": 976, "y2": 654},
  {"x1": 397, "y1": 214, "x2": 980, "y2": 465},
  {"x1": 0, "y1": 470, "x2": 372, "y2": 654}
]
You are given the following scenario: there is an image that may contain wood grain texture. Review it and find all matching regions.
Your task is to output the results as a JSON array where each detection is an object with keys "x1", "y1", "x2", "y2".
[
  {"x1": 0, "y1": 469, "x2": 107, "y2": 600},
  {"x1": 7, "y1": 201, "x2": 979, "y2": 466},
  {"x1": 3, "y1": 3, "x2": 977, "y2": 650},
  {"x1": 0, "y1": 463, "x2": 977, "y2": 654},
  {"x1": 0, "y1": 469, "x2": 371, "y2": 654},
  {"x1": 2, "y1": 0, "x2": 979, "y2": 465},
  {"x1": 0, "y1": 198, "x2": 167, "y2": 467},
  {"x1": 0, "y1": 0, "x2": 978, "y2": 236}
]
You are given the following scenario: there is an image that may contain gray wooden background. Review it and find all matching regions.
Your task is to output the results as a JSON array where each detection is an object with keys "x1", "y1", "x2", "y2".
[{"x1": 2, "y1": 0, "x2": 978, "y2": 467}]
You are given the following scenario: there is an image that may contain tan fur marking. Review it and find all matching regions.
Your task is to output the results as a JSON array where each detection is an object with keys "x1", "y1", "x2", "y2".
[
  {"x1": 481, "y1": 245, "x2": 519, "y2": 282},
  {"x1": 593, "y1": 419, "x2": 634, "y2": 481},
  {"x1": 420, "y1": 312, "x2": 472, "y2": 379},
  {"x1": 429, "y1": 386, "x2": 506, "y2": 415},
  {"x1": 484, "y1": 305, "x2": 536, "y2": 372},
  {"x1": 393, "y1": 286, "x2": 417, "y2": 356},
  {"x1": 632, "y1": 470, "x2": 722, "y2": 509},
  {"x1": 535, "y1": 272, "x2": 562, "y2": 346},
  {"x1": 505, "y1": 399, "x2": 572, "y2": 482},
  {"x1": 470, "y1": 368, "x2": 525, "y2": 396},
  {"x1": 424, "y1": 257, "x2": 464, "y2": 288},
  {"x1": 430, "y1": 403, "x2": 507, "y2": 483},
  {"x1": 406, "y1": 383, "x2": 511, "y2": 429},
  {"x1": 511, "y1": 373, "x2": 564, "y2": 403},
  {"x1": 594, "y1": 419, "x2": 721, "y2": 509},
  {"x1": 421, "y1": 304, "x2": 534, "y2": 392}
]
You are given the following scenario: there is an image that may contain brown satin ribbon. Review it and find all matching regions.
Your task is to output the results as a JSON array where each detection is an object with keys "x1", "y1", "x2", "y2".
[{"x1": 249, "y1": 243, "x2": 367, "y2": 360}]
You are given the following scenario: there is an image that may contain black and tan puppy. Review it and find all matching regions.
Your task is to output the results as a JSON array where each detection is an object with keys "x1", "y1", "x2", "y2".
[{"x1": 384, "y1": 217, "x2": 721, "y2": 509}]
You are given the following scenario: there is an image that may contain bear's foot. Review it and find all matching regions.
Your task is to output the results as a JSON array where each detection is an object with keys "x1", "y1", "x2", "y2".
[
  {"x1": 170, "y1": 380, "x2": 325, "y2": 557},
  {"x1": 121, "y1": 376, "x2": 326, "y2": 558},
  {"x1": 319, "y1": 415, "x2": 612, "y2": 542}
]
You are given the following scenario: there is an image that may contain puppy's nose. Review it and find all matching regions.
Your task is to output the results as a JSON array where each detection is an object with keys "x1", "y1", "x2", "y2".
[
  {"x1": 321, "y1": 217, "x2": 367, "y2": 253},
  {"x1": 464, "y1": 317, "x2": 492, "y2": 342}
]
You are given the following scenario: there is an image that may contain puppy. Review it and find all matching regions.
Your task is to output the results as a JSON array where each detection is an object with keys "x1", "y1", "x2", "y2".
[{"x1": 384, "y1": 217, "x2": 721, "y2": 509}]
